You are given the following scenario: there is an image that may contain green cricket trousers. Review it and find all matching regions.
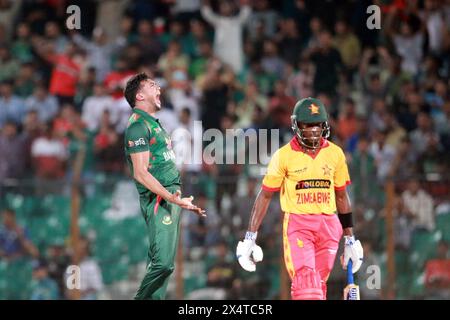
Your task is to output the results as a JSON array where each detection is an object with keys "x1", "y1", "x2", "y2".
[{"x1": 134, "y1": 185, "x2": 181, "y2": 300}]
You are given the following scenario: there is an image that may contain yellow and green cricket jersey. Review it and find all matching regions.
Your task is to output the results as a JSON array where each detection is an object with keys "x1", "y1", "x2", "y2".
[{"x1": 262, "y1": 137, "x2": 351, "y2": 215}]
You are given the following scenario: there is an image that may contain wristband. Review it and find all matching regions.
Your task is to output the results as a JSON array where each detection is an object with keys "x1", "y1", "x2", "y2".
[{"x1": 338, "y1": 212, "x2": 353, "y2": 228}]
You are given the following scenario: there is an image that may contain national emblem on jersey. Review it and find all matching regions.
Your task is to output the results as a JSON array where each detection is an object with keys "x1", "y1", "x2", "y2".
[
  {"x1": 162, "y1": 215, "x2": 173, "y2": 225},
  {"x1": 322, "y1": 164, "x2": 332, "y2": 176}
]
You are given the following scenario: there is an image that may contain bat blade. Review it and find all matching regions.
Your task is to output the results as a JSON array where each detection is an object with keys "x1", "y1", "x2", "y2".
[{"x1": 344, "y1": 260, "x2": 360, "y2": 300}]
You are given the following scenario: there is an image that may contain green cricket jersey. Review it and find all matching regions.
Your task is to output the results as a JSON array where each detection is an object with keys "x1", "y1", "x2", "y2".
[
  {"x1": 124, "y1": 108, "x2": 181, "y2": 197},
  {"x1": 125, "y1": 108, "x2": 182, "y2": 300}
]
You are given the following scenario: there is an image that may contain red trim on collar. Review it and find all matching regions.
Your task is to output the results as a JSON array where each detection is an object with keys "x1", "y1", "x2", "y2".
[{"x1": 289, "y1": 137, "x2": 329, "y2": 159}]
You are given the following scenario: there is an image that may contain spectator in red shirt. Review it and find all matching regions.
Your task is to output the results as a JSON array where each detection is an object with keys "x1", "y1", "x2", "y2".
[
  {"x1": 337, "y1": 97, "x2": 357, "y2": 144},
  {"x1": 52, "y1": 103, "x2": 79, "y2": 146},
  {"x1": 33, "y1": 40, "x2": 82, "y2": 105},
  {"x1": 94, "y1": 110, "x2": 122, "y2": 172},
  {"x1": 48, "y1": 43, "x2": 82, "y2": 105},
  {"x1": 31, "y1": 121, "x2": 67, "y2": 181},
  {"x1": 425, "y1": 240, "x2": 450, "y2": 299},
  {"x1": 103, "y1": 57, "x2": 134, "y2": 100}
]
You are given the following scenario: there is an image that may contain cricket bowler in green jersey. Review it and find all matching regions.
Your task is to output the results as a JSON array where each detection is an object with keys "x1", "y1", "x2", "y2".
[{"x1": 123, "y1": 73, "x2": 206, "y2": 300}]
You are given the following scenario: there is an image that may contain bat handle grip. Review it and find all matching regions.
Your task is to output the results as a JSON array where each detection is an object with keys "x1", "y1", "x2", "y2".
[{"x1": 347, "y1": 259, "x2": 354, "y2": 284}]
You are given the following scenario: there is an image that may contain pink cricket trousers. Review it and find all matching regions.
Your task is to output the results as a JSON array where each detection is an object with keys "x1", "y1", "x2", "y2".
[{"x1": 282, "y1": 213, "x2": 342, "y2": 300}]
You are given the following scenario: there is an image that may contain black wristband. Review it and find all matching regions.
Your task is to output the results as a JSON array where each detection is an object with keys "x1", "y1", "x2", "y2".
[{"x1": 338, "y1": 212, "x2": 353, "y2": 228}]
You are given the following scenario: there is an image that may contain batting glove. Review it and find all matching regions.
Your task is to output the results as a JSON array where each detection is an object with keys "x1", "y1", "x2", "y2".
[
  {"x1": 342, "y1": 236, "x2": 363, "y2": 273},
  {"x1": 236, "y1": 231, "x2": 263, "y2": 272}
]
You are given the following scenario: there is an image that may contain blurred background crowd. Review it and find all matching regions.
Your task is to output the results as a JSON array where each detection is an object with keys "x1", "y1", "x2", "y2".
[{"x1": 0, "y1": 0, "x2": 449, "y2": 300}]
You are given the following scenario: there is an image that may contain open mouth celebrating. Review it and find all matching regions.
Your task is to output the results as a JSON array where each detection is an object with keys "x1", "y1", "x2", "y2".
[{"x1": 155, "y1": 91, "x2": 161, "y2": 108}]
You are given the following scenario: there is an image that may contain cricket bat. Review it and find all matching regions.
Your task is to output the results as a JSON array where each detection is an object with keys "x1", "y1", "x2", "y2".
[{"x1": 344, "y1": 260, "x2": 360, "y2": 300}]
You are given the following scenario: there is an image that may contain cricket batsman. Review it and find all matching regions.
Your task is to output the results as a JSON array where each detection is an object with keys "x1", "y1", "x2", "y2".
[
  {"x1": 123, "y1": 73, "x2": 205, "y2": 300},
  {"x1": 236, "y1": 97, "x2": 363, "y2": 300}
]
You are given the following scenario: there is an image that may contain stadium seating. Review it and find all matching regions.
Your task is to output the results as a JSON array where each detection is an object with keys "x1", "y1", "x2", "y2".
[
  {"x1": 0, "y1": 258, "x2": 33, "y2": 300},
  {"x1": 409, "y1": 229, "x2": 442, "y2": 269},
  {"x1": 2, "y1": 189, "x2": 448, "y2": 299},
  {"x1": 408, "y1": 271, "x2": 426, "y2": 299},
  {"x1": 435, "y1": 213, "x2": 450, "y2": 242}
]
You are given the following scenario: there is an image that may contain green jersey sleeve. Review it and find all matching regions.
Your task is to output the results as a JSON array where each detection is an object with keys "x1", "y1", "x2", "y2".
[{"x1": 125, "y1": 121, "x2": 151, "y2": 154}]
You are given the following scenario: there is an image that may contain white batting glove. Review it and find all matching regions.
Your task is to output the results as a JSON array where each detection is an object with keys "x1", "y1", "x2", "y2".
[
  {"x1": 341, "y1": 236, "x2": 363, "y2": 273},
  {"x1": 236, "y1": 231, "x2": 263, "y2": 272}
]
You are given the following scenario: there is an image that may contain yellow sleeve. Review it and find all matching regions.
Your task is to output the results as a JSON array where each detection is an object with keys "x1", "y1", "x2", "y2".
[
  {"x1": 334, "y1": 148, "x2": 351, "y2": 190},
  {"x1": 262, "y1": 149, "x2": 285, "y2": 192}
]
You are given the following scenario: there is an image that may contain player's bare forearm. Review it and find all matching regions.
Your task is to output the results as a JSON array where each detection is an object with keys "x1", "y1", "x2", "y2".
[
  {"x1": 131, "y1": 152, "x2": 176, "y2": 202},
  {"x1": 247, "y1": 188, "x2": 274, "y2": 232},
  {"x1": 335, "y1": 189, "x2": 353, "y2": 236},
  {"x1": 131, "y1": 152, "x2": 205, "y2": 216},
  {"x1": 137, "y1": 171, "x2": 175, "y2": 201}
]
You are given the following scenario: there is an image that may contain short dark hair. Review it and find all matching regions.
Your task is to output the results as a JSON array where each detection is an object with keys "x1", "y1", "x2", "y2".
[
  {"x1": 181, "y1": 107, "x2": 191, "y2": 117},
  {"x1": 124, "y1": 72, "x2": 149, "y2": 108}
]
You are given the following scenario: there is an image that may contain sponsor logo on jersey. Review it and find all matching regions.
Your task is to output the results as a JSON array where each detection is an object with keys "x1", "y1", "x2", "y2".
[
  {"x1": 295, "y1": 179, "x2": 331, "y2": 189},
  {"x1": 134, "y1": 138, "x2": 146, "y2": 146}
]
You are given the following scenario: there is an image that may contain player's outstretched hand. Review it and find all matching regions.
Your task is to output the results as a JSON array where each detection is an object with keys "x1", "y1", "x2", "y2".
[
  {"x1": 172, "y1": 190, "x2": 206, "y2": 217},
  {"x1": 236, "y1": 232, "x2": 263, "y2": 272}
]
